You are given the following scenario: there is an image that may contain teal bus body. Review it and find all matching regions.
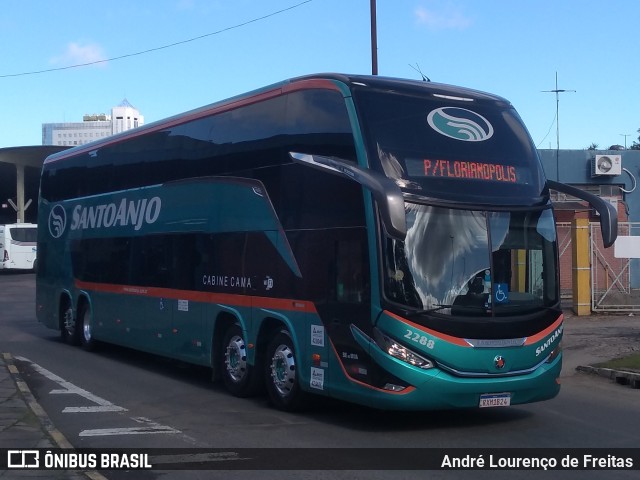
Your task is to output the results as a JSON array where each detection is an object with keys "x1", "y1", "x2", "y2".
[{"x1": 36, "y1": 74, "x2": 612, "y2": 411}]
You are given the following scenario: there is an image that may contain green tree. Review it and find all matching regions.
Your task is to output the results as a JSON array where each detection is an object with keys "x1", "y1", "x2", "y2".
[{"x1": 630, "y1": 128, "x2": 640, "y2": 150}]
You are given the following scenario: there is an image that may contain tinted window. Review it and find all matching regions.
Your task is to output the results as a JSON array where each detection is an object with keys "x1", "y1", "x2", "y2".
[
  {"x1": 41, "y1": 89, "x2": 355, "y2": 202},
  {"x1": 71, "y1": 227, "x2": 368, "y2": 304},
  {"x1": 71, "y1": 237, "x2": 130, "y2": 284},
  {"x1": 354, "y1": 89, "x2": 545, "y2": 203},
  {"x1": 9, "y1": 227, "x2": 37, "y2": 242},
  {"x1": 253, "y1": 163, "x2": 366, "y2": 231}
]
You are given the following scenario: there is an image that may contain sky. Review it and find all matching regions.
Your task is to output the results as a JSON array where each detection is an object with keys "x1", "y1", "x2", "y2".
[{"x1": 1, "y1": 0, "x2": 638, "y2": 150}]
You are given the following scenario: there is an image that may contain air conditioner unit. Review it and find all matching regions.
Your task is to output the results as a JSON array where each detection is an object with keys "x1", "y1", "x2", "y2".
[{"x1": 591, "y1": 155, "x2": 622, "y2": 176}]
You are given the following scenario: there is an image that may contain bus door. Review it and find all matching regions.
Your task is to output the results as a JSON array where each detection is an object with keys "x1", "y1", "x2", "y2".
[
  {"x1": 301, "y1": 228, "x2": 373, "y2": 389},
  {"x1": 171, "y1": 296, "x2": 205, "y2": 362},
  {"x1": 169, "y1": 233, "x2": 206, "y2": 363}
]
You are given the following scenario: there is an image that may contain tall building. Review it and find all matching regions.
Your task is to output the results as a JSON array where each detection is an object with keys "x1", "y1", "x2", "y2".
[
  {"x1": 111, "y1": 99, "x2": 143, "y2": 135},
  {"x1": 42, "y1": 99, "x2": 144, "y2": 146}
]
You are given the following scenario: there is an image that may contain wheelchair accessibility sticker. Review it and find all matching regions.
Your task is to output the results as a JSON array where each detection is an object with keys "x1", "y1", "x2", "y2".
[{"x1": 494, "y1": 283, "x2": 508, "y2": 304}]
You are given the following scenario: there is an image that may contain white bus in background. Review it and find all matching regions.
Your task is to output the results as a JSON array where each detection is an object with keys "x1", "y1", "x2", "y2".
[{"x1": 0, "y1": 223, "x2": 38, "y2": 271}]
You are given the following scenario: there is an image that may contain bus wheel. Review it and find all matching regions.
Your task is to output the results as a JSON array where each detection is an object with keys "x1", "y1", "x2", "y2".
[
  {"x1": 78, "y1": 302, "x2": 97, "y2": 351},
  {"x1": 221, "y1": 324, "x2": 261, "y2": 397},
  {"x1": 61, "y1": 303, "x2": 80, "y2": 346},
  {"x1": 265, "y1": 330, "x2": 307, "y2": 411}
]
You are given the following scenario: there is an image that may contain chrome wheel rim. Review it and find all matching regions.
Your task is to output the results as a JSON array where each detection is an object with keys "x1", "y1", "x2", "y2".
[
  {"x1": 63, "y1": 307, "x2": 75, "y2": 336},
  {"x1": 82, "y1": 309, "x2": 92, "y2": 343},
  {"x1": 225, "y1": 335, "x2": 247, "y2": 383},
  {"x1": 270, "y1": 344, "x2": 295, "y2": 397}
]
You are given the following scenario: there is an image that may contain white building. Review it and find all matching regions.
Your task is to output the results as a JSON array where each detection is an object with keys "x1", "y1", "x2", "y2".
[
  {"x1": 42, "y1": 99, "x2": 144, "y2": 147},
  {"x1": 111, "y1": 99, "x2": 143, "y2": 135}
]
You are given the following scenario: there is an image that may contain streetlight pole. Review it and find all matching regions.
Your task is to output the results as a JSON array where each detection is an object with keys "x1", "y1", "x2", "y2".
[
  {"x1": 370, "y1": 0, "x2": 378, "y2": 75},
  {"x1": 620, "y1": 134, "x2": 630, "y2": 149}
]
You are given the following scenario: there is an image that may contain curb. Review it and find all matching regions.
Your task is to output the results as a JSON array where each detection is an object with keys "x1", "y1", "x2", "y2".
[
  {"x1": 3, "y1": 353, "x2": 108, "y2": 480},
  {"x1": 576, "y1": 364, "x2": 640, "y2": 389}
]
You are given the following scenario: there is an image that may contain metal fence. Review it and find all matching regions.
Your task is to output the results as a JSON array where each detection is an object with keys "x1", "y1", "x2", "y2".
[
  {"x1": 591, "y1": 222, "x2": 640, "y2": 312},
  {"x1": 557, "y1": 222, "x2": 573, "y2": 300}
]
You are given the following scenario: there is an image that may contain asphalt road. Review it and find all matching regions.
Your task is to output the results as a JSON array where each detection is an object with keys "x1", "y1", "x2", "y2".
[{"x1": 1, "y1": 271, "x2": 639, "y2": 480}]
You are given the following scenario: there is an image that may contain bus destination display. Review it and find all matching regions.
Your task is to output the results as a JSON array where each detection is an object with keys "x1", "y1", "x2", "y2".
[{"x1": 405, "y1": 158, "x2": 518, "y2": 183}]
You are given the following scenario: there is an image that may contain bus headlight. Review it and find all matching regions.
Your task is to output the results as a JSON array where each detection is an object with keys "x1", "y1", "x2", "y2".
[{"x1": 376, "y1": 332, "x2": 434, "y2": 369}]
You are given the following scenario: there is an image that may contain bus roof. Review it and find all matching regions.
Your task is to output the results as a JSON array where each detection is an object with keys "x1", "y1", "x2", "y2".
[
  {"x1": 43, "y1": 73, "x2": 511, "y2": 166},
  {"x1": 1, "y1": 223, "x2": 37, "y2": 228}
]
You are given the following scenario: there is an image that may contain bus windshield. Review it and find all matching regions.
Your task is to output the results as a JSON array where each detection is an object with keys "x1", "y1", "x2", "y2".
[
  {"x1": 384, "y1": 204, "x2": 558, "y2": 316},
  {"x1": 10, "y1": 226, "x2": 38, "y2": 243}
]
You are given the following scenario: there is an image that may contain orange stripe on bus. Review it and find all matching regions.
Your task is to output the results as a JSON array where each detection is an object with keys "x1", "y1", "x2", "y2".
[
  {"x1": 327, "y1": 339, "x2": 416, "y2": 396},
  {"x1": 524, "y1": 315, "x2": 563, "y2": 345},
  {"x1": 386, "y1": 310, "x2": 564, "y2": 348},
  {"x1": 282, "y1": 78, "x2": 341, "y2": 93},
  {"x1": 74, "y1": 280, "x2": 317, "y2": 314},
  {"x1": 383, "y1": 310, "x2": 470, "y2": 347}
]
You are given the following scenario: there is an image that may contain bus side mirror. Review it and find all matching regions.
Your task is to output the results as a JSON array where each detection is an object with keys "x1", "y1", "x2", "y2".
[
  {"x1": 289, "y1": 152, "x2": 407, "y2": 241},
  {"x1": 547, "y1": 180, "x2": 618, "y2": 248}
]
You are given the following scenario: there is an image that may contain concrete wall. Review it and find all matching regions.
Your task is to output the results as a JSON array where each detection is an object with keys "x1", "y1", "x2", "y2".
[{"x1": 538, "y1": 149, "x2": 640, "y2": 219}]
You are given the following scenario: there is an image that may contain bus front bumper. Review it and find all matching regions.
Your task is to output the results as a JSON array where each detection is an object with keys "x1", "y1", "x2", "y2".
[{"x1": 330, "y1": 353, "x2": 562, "y2": 411}]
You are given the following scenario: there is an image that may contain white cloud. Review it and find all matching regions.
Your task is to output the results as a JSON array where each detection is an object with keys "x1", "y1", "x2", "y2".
[
  {"x1": 415, "y1": 5, "x2": 472, "y2": 31},
  {"x1": 175, "y1": 0, "x2": 196, "y2": 10},
  {"x1": 50, "y1": 42, "x2": 107, "y2": 67}
]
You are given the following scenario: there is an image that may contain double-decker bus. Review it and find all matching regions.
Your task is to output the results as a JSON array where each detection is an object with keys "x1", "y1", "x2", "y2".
[{"x1": 36, "y1": 74, "x2": 616, "y2": 411}]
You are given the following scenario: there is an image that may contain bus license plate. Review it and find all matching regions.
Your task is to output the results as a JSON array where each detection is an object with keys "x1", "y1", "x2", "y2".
[{"x1": 479, "y1": 393, "x2": 511, "y2": 408}]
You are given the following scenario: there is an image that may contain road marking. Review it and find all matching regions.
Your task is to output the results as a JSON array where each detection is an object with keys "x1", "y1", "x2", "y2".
[
  {"x1": 16, "y1": 356, "x2": 127, "y2": 413},
  {"x1": 15, "y1": 357, "x2": 183, "y2": 439},
  {"x1": 80, "y1": 417, "x2": 181, "y2": 437},
  {"x1": 63, "y1": 406, "x2": 128, "y2": 413}
]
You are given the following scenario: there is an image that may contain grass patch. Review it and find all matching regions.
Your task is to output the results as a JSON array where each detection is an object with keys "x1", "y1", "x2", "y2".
[{"x1": 595, "y1": 353, "x2": 640, "y2": 372}]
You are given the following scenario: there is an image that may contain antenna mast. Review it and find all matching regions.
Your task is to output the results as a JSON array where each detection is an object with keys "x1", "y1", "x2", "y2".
[{"x1": 542, "y1": 72, "x2": 575, "y2": 180}]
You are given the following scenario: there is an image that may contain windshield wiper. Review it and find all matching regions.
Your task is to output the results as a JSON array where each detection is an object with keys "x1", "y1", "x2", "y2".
[
  {"x1": 407, "y1": 304, "x2": 487, "y2": 316},
  {"x1": 407, "y1": 304, "x2": 452, "y2": 315}
]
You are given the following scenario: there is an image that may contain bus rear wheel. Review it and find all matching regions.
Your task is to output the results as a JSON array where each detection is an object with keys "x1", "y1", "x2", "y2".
[
  {"x1": 265, "y1": 330, "x2": 307, "y2": 411},
  {"x1": 221, "y1": 324, "x2": 261, "y2": 397},
  {"x1": 78, "y1": 302, "x2": 98, "y2": 351},
  {"x1": 61, "y1": 302, "x2": 80, "y2": 346}
]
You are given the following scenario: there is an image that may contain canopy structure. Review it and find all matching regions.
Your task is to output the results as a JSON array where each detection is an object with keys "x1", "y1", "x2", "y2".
[{"x1": 0, "y1": 146, "x2": 69, "y2": 223}]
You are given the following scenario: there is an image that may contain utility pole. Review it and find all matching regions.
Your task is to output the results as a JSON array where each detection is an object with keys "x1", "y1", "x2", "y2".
[
  {"x1": 370, "y1": 0, "x2": 378, "y2": 75},
  {"x1": 542, "y1": 72, "x2": 575, "y2": 181},
  {"x1": 620, "y1": 133, "x2": 630, "y2": 149}
]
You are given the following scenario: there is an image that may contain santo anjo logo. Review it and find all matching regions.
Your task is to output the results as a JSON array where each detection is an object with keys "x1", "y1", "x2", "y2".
[
  {"x1": 48, "y1": 205, "x2": 67, "y2": 238},
  {"x1": 427, "y1": 107, "x2": 494, "y2": 142}
]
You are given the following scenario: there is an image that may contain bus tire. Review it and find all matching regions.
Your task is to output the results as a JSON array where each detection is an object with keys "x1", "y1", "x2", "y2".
[
  {"x1": 60, "y1": 300, "x2": 80, "y2": 346},
  {"x1": 78, "y1": 301, "x2": 98, "y2": 352},
  {"x1": 265, "y1": 330, "x2": 307, "y2": 411},
  {"x1": 221, "y1": 324, "x2": 261, "y2": 397}
]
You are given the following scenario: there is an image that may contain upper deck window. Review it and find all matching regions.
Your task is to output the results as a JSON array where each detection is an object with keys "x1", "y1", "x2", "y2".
[
  {"x1": 40, "y1": 88, "x2": 355, "y2": 202},
  {"x1": 353, "y1": 88, "x2": 546, "y2": 204}
]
